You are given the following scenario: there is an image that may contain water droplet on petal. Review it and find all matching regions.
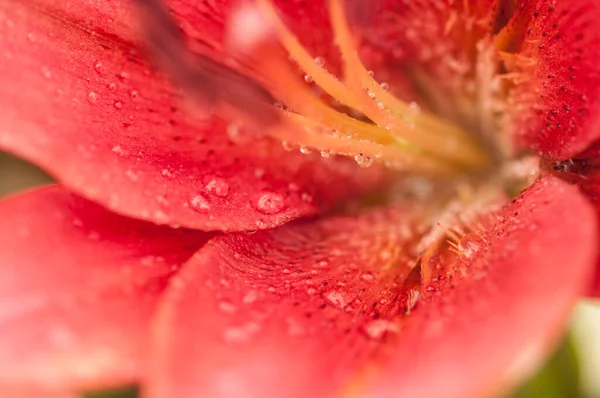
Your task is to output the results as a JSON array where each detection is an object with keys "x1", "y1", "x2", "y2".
[
  {"x1": 362, "y1": 319, "x2": 400, "y2": 340},
  {"x1": 354, "y1": 153, "x2": 373, "y2": 168},
  {"x1": 314, "y1": 56, "x2": 325, "y2": 67},
  {"x1": 94, "y1": 61, "x2": 104, "y2": 74},
  {"x1": 301, "y1": 192, "x2": 313, "y2": 203},
  {"x1": 324, "y1": 290, "x2": 346, "y2": 309},
  {"x1": 253, "y1": 168, "x2": 265, "y2": 179},
  {"x1": 242, "y1": 290, "x2": 258, "y2": 304},
  {"x1": 218, "y1": 300, "x2": 237, "y2": 314},
  {"x1": 361, "y1": 271, "x2": 375, "y2": 281},
  {"x1": 224, "y1": 322, "x2": 260, "y2": 343},
  {"x1": 204, "y1": 177, "x2": 230, "y2": 197},
  {"x1": 113, "y1": 101, "x2": 123, "y2": 110},
  {"x1": 304, "y1": 74, "x2": 313, "y2": 83},
  {"x1": 282, "y1": 140, "x2": 298, "y2": 151},
  {"x1": 320, "y1": 150, "x2": 331, "y2": 158},
  {"x1": 124, "y1": 169, "x2": 139, "y2": 182},
  {"x1": 254, "y1": 191, "x2": 285, "y2": 214},
  {"x1": 299, "y1": 146, "x2": 313, "y2": 155},
  {"x1": 88, "y1": 92, "x2": 98, "y2": 103},
  {"x1": 161, "y1": 168, "x2": 175, "y2": 178},
  {"x1": 189, "y1": 193, "x2": 212, "y2": 213}
]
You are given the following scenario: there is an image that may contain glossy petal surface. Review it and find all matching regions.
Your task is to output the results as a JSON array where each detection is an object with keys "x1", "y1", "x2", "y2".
[
  {"x1": 0, "y1": 0, "x2": 386, "y2": 231},
  {"x1": 0, "y1": 185, "x2": 208, "y2": 394},
  {"x1": 147, "y1": 176, "x2": 596, "y2": 398}
]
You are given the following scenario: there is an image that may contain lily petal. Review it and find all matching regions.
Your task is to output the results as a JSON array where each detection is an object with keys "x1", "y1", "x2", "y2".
[
  {"x1": 0, "y1": 185, "x2": 209, "y2": 394},
  {"x1": 146, "y1": 176, "x2": 596, "y2": 398},
  {"x1": 507, "y1": 0, "x2": 600, "y2": 160},
  {"x1": 0, "y1": 1, "x2": 387, "y2": 231}
]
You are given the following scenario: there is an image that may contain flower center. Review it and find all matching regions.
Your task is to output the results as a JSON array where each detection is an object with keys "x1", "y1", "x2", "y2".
[{"x1": 227, "y1": 0, "x2": 493, "y2": 174}]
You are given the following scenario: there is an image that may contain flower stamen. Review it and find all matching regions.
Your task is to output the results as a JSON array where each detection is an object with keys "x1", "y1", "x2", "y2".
[{"x1": 229, "y1": 0, "x2": 492, "y2": 172}]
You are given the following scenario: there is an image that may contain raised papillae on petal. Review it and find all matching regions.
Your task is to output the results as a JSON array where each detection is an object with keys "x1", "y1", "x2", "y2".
[
  {"x1": 146, "y1": 176, "x2": 596, "y2": 398},
  {"x1": 501, "y1": 0, "x2": 600, "y2": 160},
  {"x1": 0, "y1": 186, "x2": 210, "y2": 394}
]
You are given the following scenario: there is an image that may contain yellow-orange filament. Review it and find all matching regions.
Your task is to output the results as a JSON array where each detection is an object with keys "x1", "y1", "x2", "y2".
[{"x1": 237, "y1": 0, "x2": 491, "y2": 173}]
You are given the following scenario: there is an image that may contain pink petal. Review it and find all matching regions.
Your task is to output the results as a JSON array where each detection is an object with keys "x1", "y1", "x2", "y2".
[
  {"x1": 146, "y1": 176, "x2": 596, "y2": 398},
  {"x1": 0, "y1": 185, "x2": 209, "y2": 394},
  {"x1": 0, "y1": 1, "x2": 387, "y2": 231}
]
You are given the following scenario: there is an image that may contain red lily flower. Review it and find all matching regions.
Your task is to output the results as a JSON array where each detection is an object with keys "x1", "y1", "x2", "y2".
[{"x1": 0, "y1": 0, "x2": 599, "y2": 397}]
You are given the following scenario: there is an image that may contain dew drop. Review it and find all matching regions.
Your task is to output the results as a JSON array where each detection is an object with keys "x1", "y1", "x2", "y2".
[
  {"x1": 324, "y1": 290, "x2": 346, "y2": 309},
  {"x1": 189, "y1": 193, "x2": 212, "y2": 213},
  {"x1": 223, "y1": 322, "x2": 260, "y2": 343},
  {"x1": 113, "y1": 101, "x2": 123, "y2": 110},
  {"x1": 408, "y1": 101, "x2": 421, "y2": 115},
  {"x1": 320, "y1": 150, "x2": 331, "y2": 158},
  {"x1": 380, "y1": 82, "x2": 390, "y2": 90},
  {"x1": 354, "y1": 153, "x2": 373, "y2": 168},
  {"x1": 361, "y1": 271, "x2": 375, "y2": 281},
  {"x1": 301, "y1": 192, "x2": 313, "y2": 203},
  {"x1": 314, "y1": 56, "x2": 325, "y2": 67},
  {"x1": 254, "y1": 191, "x2": 285, "y2": 214},
  {"x1": 304, "y1": 74, "x2": 313, "y2": 83},
  {"x1": 87, "y1": 92, "x2": 98, "y2": 103},
  {"x1": 242, "y1": 290, "x2": 258, "y2": 304},
  {"x1": 161, "y1": 168, "x2": 175, "y2": 178},
  {"x1": 124, "y1": 169, "x2": 139, "y2": 182},
  {"x1": 299, "y1": 146, "x2": 313, "y2": 155},
  {"x1": 130, "y1": 90, "x2": 139, "y2": 99},
  {"x1": 111, "y1": 145, "x2": 127, "y2": 156},
  {"x1": 253, "y1": 168, "x2": 265, "y2": 179},
  {"x1": 316, "y1": 259, "x2": 329, "y2": 267},
  {"x1": 140, "y1": 255, "x2": 160, "y2": 267},
  {"x1": 218, "y1": 300, "x2": 237, "y2": 314},
  {"x1": 457, "y1": 233, "x2": 486, "y2": 262},
  {"x1": 204, "y1": 177, "x2": 230, "y2": 198},
  {"x1": 282, "y1": 140, "x2": 298, "y2": 151},
  {"x1": 362, "y1": 319, "x2": 399, "y2": 340},
  {"x1": 94, "y1": 61, "x2": 104, "y2": 74}
]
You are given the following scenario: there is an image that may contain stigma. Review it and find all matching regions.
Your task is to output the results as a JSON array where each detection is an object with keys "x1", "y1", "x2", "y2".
[{"x1": 227, "y1": 0, "x2": 491, "y2": 174}]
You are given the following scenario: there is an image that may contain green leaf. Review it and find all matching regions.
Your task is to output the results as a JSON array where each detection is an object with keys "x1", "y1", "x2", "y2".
[
  {"x1": 84, "y1": 386, "x2": 138, "y2": 398},
  {"x1": 510, "y1": 338, "x2": 581, "y2": 398}
]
